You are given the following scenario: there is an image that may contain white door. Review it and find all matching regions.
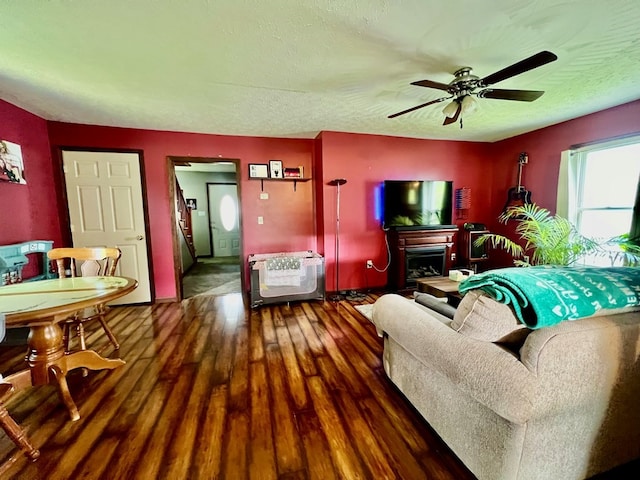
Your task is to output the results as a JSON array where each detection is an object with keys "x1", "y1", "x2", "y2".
[
  {"x1": 208, "y1": 184, "x2": 240, "y2": 257},
  {"x1": 62, "y1": 151, "x2": 151, "y2": 304}
]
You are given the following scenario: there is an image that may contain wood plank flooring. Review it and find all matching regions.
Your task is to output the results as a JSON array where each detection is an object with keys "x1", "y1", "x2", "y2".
[{"x1": 0, "y1": 293, "x2": 636, "y2": 479}]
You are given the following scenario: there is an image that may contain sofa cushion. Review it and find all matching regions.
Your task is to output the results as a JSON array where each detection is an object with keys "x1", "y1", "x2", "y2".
[
  {"x1": 451, "y1": 290, "x2": 530, "y2": 343},
  {"x1": 414, "y1": 292, "x2": 457, "y2": 319}
]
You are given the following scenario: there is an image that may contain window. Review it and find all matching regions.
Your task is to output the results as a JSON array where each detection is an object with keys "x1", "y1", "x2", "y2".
[
  {"x1": 574, "y1": 139, "x2": 640, "y2": 239},
  {"x1": 558, "y1": 135, "x2": 640, "y2": 264},
  {"x1": 220, "y1": 194, "x2": 237, "y2": 231}
]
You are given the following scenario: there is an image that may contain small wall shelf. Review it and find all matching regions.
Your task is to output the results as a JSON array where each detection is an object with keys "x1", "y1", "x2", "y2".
[{"x1": 253, "y1": 177, "x2": 311, "y2": 192}]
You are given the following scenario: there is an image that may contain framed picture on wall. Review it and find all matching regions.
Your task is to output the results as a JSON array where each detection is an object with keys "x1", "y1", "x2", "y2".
[
  {"x1": 269, "y1": 160, "x2": 283, "y2": 178},
  {"x1": 0, "y1": 140, "x2": 26, "y2": 184},
  {"x1": 248, "y1": 163, "x2": 269, "y2": 179},
  {"x1": 186, "y1": 198, "x2": 197, "y2": 210}
]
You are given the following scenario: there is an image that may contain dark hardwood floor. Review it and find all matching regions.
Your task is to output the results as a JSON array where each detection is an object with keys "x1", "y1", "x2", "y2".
[
  {"x1": 1, "y1": 293, "x2": 637, "y2": 479},
  {"x1": 0, "y1": 292, "x2": 474, "y2": 479}
]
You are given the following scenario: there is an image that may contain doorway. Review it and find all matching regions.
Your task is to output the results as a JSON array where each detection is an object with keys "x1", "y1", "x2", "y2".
[{"x1": 168, "y1": 157, "x2": 244, "y2": 300}]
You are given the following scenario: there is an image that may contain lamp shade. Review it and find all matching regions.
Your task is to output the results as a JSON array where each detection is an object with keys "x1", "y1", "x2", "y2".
[
  {"x1": 442, "y1": 100, "x2": 458, "y2": 118},
  {"x1": 461, "y1": 95, "x2": 477, "y2": 115}
]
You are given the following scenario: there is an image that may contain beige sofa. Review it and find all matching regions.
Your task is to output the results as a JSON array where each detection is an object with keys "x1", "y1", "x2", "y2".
[{"x1": 372, "y1": 291, "x2": 640, "y2": 480}]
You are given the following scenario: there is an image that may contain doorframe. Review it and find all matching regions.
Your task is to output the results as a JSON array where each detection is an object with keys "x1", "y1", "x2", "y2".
[
  {"x1": 55, "y1": 146, "x2": 155, "y2": 304},
  {"x1": 167, "y1": 156, "x2": 245, "y2": 301}
]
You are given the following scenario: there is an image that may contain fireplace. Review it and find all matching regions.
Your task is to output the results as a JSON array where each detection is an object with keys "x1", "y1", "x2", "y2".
[
  {"x1": 387, "y1": 226, "x2": 458, "y2": 291},
  {"x1": 405, "y1": 246, "x2": 446, "y2": 286}
]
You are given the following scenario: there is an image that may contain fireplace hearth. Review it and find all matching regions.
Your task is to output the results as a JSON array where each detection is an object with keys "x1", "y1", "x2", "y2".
[{"x1": 388, "y1": 226, "x2": 457, "y2": 291}]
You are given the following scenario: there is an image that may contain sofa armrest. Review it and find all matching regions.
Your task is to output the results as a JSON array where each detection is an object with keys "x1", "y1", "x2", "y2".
[
  {"x1": 373, "y1": 294, "x2": 535, "y2": 424},
  {"x1": 520, "y1": 312, "x2": 640, "y2": 417}
]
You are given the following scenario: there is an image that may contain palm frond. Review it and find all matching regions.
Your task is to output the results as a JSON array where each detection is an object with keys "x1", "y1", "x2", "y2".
[
  {"x1": 478, "y1": 203, "x2": 640, "y2": 267},
  {"x1": 475, "y1": 233, "x2": 524, "y2": 259}
]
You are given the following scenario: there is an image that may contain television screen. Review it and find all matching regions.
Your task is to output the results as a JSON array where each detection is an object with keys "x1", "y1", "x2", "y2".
[{"x1": 383, "y1": 180, "x2": 453, "y2": 228}]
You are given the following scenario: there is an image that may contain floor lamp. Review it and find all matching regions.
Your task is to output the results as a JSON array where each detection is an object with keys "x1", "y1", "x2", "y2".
[{"x1": 329, "y1": 178, "x2": 347, "y2": 301}]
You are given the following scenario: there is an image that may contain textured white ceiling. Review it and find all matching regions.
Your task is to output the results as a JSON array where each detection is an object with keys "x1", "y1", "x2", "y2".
[{"x1": 1, "y1": 0, "x2": 639, "y2": 142}]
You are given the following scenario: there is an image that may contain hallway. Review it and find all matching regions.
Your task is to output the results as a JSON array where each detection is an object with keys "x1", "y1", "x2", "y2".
[{"x1": 182, "y1": 256, "x2": 241, "y2": 298}]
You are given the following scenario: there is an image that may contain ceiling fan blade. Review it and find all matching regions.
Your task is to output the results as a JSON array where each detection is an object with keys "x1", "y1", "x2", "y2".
[
  {"x1": 477, "y1": 88, "x2": 545, "y2": 101},
  {"x1": 443, "y1": 103, "x2": 461, "y2": 125},
  {"x1": 480, "y1": 51, "x2": 557, "y2": 86},
  {"x1": 410, "y1": 79, "x2": 451, "y2": 91},
  {"x1": 388, "y1": 96, "x2": 449, "y2": 118}
]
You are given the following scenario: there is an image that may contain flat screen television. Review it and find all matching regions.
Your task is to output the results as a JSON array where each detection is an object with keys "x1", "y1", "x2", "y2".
[{"x1": 382, "y1": 180, "x2": 453, "y2": 228}]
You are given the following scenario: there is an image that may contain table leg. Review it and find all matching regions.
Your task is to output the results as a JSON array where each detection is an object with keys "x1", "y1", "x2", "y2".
[
  {"x1": 62, "y1": 350, "x2": 126, "y2": 373},
  {"x1": 23, "y1": 323, "x2": 126, "y2": 421},
  {"x1": 47, "y1": 364, "x2": 80, "y2": 422},
  {"x1": 48, "y1": 352, "x2": 125, "y2": 421}
]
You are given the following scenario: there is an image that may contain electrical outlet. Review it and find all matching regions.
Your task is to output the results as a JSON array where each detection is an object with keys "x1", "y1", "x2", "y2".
[{"x1": 366, "y1": 260, "x2": 373, "y2": 269}]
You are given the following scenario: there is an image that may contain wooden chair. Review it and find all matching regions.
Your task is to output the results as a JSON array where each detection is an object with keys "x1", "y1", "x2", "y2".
[
  {"x1": 0, "y1": 320, "x2": 40, "y2": 461},
  {"x1": 47, "y1": 247, "x2": 122, "y2": 352}
]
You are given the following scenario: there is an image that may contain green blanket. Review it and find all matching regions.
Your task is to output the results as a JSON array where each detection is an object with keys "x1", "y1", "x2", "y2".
[{"x1": 458, "y1": 266, "x2": 640, "y2": 328}]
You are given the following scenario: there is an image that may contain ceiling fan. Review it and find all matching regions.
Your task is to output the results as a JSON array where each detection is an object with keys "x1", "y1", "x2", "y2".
[{"x1": 388, "y1": 51, "x2": 558, "y2": 126}]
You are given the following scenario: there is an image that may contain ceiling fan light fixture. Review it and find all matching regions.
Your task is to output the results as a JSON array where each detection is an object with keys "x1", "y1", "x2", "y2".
[
  {"x1": 442, "y1": 100, "x2": 458, "y2": 118},
  {"x1": 460, "y1": 95, "x2": 477, "y2": 115},
  {"x1": 388, "y1": 50, "x2": 557, "y2": 124}
]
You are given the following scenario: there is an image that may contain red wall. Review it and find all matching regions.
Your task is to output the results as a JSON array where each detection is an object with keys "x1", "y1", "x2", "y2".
[
  {"x1": 46, "y1": 123, "x2": 315, "y2": 300},
  {"x1": 493, "y1": 100, "x2": 640, "y2": 214},
  {"x1": 4, "y1": 97, "x2": 639, "y2": 298},
  {"x1": 0, "y1": 100, "x2": 63, "y2": 278},
  {"x1": 317, "y1": 131, "x2": 494, "y2": 291},
  {"x1": 486, "y1": 99, "x2": 640, "y2": 267}
]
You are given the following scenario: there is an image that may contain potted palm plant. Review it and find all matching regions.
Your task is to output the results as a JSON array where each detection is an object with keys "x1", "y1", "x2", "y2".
[{"x1": 475, "y1": 203, "x2": 640, "y2": 266}]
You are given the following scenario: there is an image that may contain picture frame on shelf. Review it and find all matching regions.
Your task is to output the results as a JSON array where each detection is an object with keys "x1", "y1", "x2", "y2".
[
  {"x1": 269, "y1": 160, "x2": 283, "y2": 179},
  {"x1": 284, "y1": 166, "x2": 302, "y2": 178},
  {"x1": 248, "y1": 163, "x2": 269, "y2": 179}
]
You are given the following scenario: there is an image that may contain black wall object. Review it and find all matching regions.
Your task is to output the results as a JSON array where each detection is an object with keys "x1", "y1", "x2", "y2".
[{"x1": 464, "y1": 222, "x2": 486, "y2": 231}]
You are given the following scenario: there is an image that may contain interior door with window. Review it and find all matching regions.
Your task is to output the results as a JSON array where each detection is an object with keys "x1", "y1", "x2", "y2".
[
  {"x1": 208, "y1": 183, "x2": 240, "y2": 257},
  {"x1": 62, "y1": 150, "x2": 152, "y2": 304}
]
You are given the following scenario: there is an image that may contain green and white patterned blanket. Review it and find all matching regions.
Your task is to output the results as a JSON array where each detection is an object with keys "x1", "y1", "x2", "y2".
[
  {"x1": 459, "y1": 266, "x2": 640, "y2": 328},
  {"x1": 263, "y1": 256, "x2": 304, "y2": 287},
  {"x1": 265, "y1": 257, "x2": 301, "y2": 271}
]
